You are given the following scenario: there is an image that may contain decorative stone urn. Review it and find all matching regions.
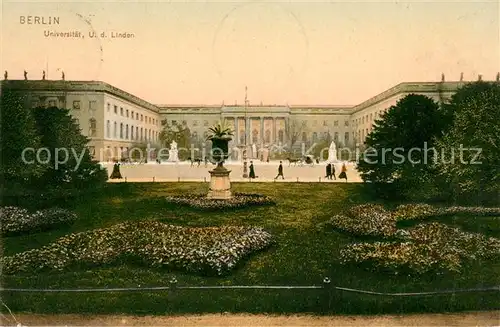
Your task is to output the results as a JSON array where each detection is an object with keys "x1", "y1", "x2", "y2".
[{"x1": 207, "y1": 137, "x2": 232, "y2": 199}]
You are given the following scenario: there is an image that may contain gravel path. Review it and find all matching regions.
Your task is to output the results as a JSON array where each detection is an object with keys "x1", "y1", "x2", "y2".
[{"x1": 2, "y1": 311, "x2": 499, "y2": 326}]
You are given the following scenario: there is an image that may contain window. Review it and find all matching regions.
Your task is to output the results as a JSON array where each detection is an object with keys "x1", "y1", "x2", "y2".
[
  {"x1": 120, "y1": 123, "x2": 123, "y2": 139},
  {"x1": 140, "y1": 128, "x2": 143, "y2": 141},
  {"x1": 114, "y1": 105, "x2": 118, "y2": 114},
  {"x1": 370, "y1": 113, "x2": 373, "y2": 121},
  {"x1": 344, "y1": 120, "x2": 349, "y2": 127},
  {"x1": 131, "y1": 125, "x2": 134, "y2": 140},
  {"x1": 172, "y1": 120, "x2": 177, "y2": 125},
  {"x1": 193, "y1": 120, "x2": 198, "y2": 127},
  {"x1": 48, "y1": 100, "x2": 57, "y2": 107},
  {"x1": 114, "y1": 122, "x2": 117, "y2": 137},
  {"x1": 89, "y1": 101, "x2": 97, "y2": 111},
  {"x1": 345, "y1": 132, "x2": 349, "y2": 144},
  {"x1": 204, "y1": 120, "x2": 209, "y2": 126},
  {"x1": 323, "y1": 120, "x2": 328, "y2": 126},
  {"x1": 131, "y1": 111, "x2": 134, "y2": 118},
  {"x1": 334, "y1": 120, "x2": 338, "y2": 127},
  {"x1": 136, "y1": 113, "x2": 139, "y2": 120},
  {"x1": 107, "y1": 103, "x2": 110, "y2": 112},
  {"x1": 312, "y1": 132, "x2": 318, "y2": 143},
  {"x1": 136, "y1": 126, "x2": 138, "y2": 140},
  {"x1": 120, "y1": 107, "x2": 123, "y2": 116},
  {"x1": 106, "y1": 120, "x2": 110, "y2": 138},
  {"x1": 301, "y1": 131, "x2": 307, "y2": 142},
  {"x1": 126, "y1": 124, "x2": 129, "y2": 139},
  {"x1": 141, "y1": 114, "x2": 143, "y2": 122},
  {"x1": 126, "y1": 109, "x2": 129, "y2": 118},
  {"x1": 89, "y1": 118, "x2": 97, "y2": 137},
  {"x1": 73, "y1": 100, "x2": 81, "y2": 109}
]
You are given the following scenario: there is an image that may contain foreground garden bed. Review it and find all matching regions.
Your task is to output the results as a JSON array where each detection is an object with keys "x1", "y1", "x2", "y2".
[
  {"x1": 164, "y1": 192, "x2": 275, "y2": 210},
  {"x1": 0, "y1": 206, "x2": 77, "y2": 235},
  {"x1": 2, "y1": 183, "x2": 499, "y2": 315},
  {"x1": 1, "y1": 220, "x2": 273, "y2": 276}
]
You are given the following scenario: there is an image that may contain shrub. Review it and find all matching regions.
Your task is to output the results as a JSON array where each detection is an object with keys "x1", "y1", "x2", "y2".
[
  {"x1": 0, "y1": 206, "x2": 77, "y2": 235},
  {"x1": 165, "y1": 193, "x2": 275, "y2": 211},
  {"x1": 1, "y1": 221, "x2": 273, "y2": 276}
]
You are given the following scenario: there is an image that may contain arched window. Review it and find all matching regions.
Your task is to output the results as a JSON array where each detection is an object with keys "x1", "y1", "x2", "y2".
[
  {"x1": 131, "y1": 125, "x2": 134, "y2": 140},
  {"x1": 114, "y1": 122, "x2": 117, "y2": 138},
  {"x1": 120, "y1": 123, "x2": 123, "y2": 139},
  {"x1": 312, "y1": 132, "x2": 318, "y2": 143},
  {"x1": 125, "y1": 124, "x2": 129, "y2": 139},
  {"x1": 252, "y1": 129, "x2": 258, "y2": 144},
  {"x1": 265, "y1": 130, "x2": 271, "y2": 143},
  {"x1": 136, "y1": 126, "x2": 139, "y2": 140},
  {"x1": 89, "y1": 118, "x2": 97, "y2": 137}
]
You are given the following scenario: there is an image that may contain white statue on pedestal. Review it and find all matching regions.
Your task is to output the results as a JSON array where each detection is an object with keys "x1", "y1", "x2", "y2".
[
  {"x1": 168, "y1": 140, "x2": 179, "y2": 162},
  {"x1": 327, "y1": 141, "x2": 338, "y2": 162}
]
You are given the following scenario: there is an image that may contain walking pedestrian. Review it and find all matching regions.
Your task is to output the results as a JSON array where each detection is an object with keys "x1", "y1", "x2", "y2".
[
  {"x1": 325, "y1": 163, "x2": 332, "y2": 180},
  {"x1": 249, "y1": 161, "x2": 256, "y2": 179},
  {"x1": 339, "y1": 162, "x2": 348, "y2": 181},
  {"x1": 331, "y1": 163, "x2": 337, "y2": 180},
  {"x1": 274, "y1": 161, "x2": 285, "y2": 180}
]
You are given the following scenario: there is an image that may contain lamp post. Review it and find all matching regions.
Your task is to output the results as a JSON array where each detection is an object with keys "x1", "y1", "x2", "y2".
[{"x1": 242, "y1": 86, "x2": 249, "y2": 178}]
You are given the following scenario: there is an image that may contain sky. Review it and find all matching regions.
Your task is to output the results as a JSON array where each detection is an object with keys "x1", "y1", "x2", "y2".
[{"x1": 1, "y1": 0, "x2": 499, "y2": 106}]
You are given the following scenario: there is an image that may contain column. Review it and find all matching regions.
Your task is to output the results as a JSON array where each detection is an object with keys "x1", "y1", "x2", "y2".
[
  {"x1": 273, "y1": 117, "x2": 277, "y2": 144},
  {"x1": 285, "y1": 118, "x2": 289, "y2": 144},
  {"x1": 260, "y1": 117, "x2": 264, "y2": 145},
  {"x1": 235, "y1": 117, "x2": 240, "y2": 145}
]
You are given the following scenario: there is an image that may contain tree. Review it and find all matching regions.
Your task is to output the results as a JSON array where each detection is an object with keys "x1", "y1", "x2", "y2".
[
  {"x1": 286, "y1": 119, "x2": 306, "y2": 149},
  {"x1": 0, "y1": 89, "x2": 45, "y2": 186},
  {"x1": 32, "y1": 106, "x2": 107, "y2": 190},
  {"x1": 436, "y1": 81, "x2": 500, "y2": 203},
  {"x1": 159, "y1": 122, "x2": 191, "y2": 160},
  {"x1": 357, "y1": 94, "x2": 448, "y2": 199}
]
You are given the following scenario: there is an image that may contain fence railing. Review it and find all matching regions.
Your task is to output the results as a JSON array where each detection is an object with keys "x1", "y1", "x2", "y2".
[{"x1": 1, "y1": 278, "x2": 498, "y2": 297}]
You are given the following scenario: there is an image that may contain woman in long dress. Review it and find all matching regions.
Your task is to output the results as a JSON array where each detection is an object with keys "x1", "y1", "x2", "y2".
[
  {"x1": 110, "y1": 161, "x2": 123, "y2": 179},
  {"x1": 249, "y1": 161, "x2": 256, "y2": 179},
  {"x1": 338, "y1": 163, "x2": 347, "y2": 181}
]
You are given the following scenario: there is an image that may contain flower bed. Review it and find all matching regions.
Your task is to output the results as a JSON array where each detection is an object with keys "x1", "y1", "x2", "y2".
[
  {"x1": 325, "y1": 204, "x2": 397, "y2": 237},
  {"x1": 0, "y1": 206, "x2": 77, "y2": 235},
  {"x1": 165, "y1": 193, "x2": 275, "y2": 211},
  {"x1": 392, "y1": 203, "x2": 438, "y2": 221},
  {"x1": 1, "y1": 221, "x2": 273, "y2": 276},
  {"x1": 340, "y1": 222, "x2": 500, "y2": 274}
]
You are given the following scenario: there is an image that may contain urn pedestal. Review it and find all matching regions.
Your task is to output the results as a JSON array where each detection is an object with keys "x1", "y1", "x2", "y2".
[{"x1": 207, "y1": 164, "x2": 232, "y2": 199}]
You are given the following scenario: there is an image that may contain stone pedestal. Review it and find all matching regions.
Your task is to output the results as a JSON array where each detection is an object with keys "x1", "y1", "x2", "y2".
[
  {"x1": 207, "y1": 164, "x2": 232, "y2": 199},
  {"x1": 242, "y1": 161, "x2": 248, "y2": 178}
]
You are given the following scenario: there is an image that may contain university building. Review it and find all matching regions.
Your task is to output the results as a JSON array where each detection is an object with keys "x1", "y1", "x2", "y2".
[{"x1": 1, "y1": 77, "x2": 488, "y2": 161}]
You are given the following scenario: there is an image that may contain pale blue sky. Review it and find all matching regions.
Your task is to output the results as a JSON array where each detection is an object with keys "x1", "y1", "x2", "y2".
[{"x1": 1, "y1": 0, "x2": 499, "y2": 105}]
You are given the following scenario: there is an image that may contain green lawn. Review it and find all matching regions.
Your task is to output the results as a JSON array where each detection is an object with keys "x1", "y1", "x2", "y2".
[{"x1": 2, "y1": 183, "x2": 499, "y2": 315}]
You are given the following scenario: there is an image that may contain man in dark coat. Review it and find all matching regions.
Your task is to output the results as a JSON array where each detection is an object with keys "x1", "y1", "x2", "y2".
[
  {"x1": 274, "y1": 161, "x2": 284, "y2": 180},
  {"x1": 331, "y1": 163, "x2": 336, "y2": 180},
  {"x1": 325, "y1": 163, "x2": 332, "y2": 180}
]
